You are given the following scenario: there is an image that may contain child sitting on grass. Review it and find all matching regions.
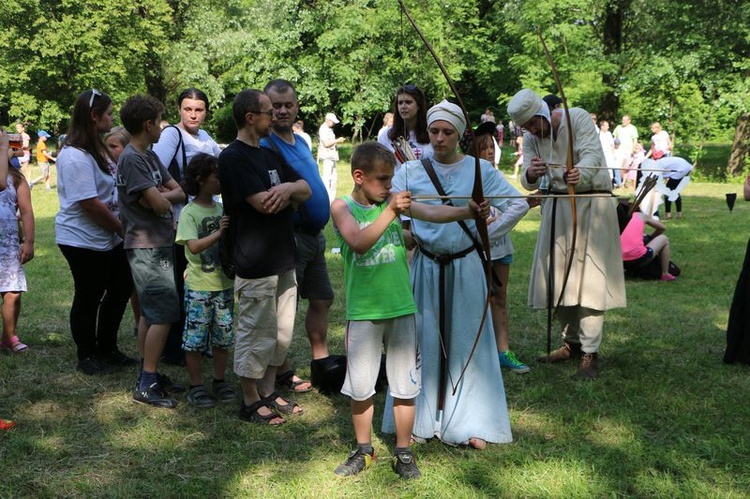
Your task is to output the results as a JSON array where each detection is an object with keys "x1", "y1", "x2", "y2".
[
  {"x1": 331, "y1": 142, "x2": 487, "y2": 480},
  {"x1": 0, "y1": 129, "x2": 34, "y2": 354},
  {"x1": 175, "y1": 153, "x2": 235, "y2": 407}
]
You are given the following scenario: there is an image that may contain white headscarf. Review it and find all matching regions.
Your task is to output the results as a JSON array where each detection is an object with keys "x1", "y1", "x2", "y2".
[
  {"x1": 426, "y1": 99, "x2": 466, "y2": 135},
  {"x1": 507, "y1": 89, "x2": 551, "y2": 127}
]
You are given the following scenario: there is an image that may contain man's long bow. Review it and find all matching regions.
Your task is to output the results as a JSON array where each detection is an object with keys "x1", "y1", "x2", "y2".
[
  {"x1": 537, "y1": 28, "x2": 577, "y2": 358},
  {"x1": 398, "y1": 0, "x2": 492, "y2": 396}
]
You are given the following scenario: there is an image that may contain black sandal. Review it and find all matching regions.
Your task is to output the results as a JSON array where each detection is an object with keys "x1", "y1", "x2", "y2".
[
  {"x1": 239, "y1": 399, "x2": 284, "y2": 425},
  {"x1": 275, "y1": 369, "x2": 313, "y2": 393},
  {"x1": 263, "y1": 390, "x2": 303, "y2": 415}
]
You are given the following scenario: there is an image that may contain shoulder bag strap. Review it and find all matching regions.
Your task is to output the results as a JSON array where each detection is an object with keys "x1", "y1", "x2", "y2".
[
  {"x1": 166, "y1": 125, "x2": 185, "y2": 184},
  {"x1": 419, "y1": 157, "x2": 502, "y2": 288}
]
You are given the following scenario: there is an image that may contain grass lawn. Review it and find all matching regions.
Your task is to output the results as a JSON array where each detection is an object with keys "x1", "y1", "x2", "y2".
[{"x1": 2, "y1": 158, "x2": 750, "y2": 497}]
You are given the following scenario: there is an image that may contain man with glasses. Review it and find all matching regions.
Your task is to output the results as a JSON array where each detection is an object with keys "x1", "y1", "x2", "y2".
[
  {"x1": 218, "y1": 89, "x2": 311, "y2": 424},
  {"x1": 262, "y1": 79, "x2": 346, "y2": 395},
  {"x1": 507, "y1": 88, "x2": 626, "y2": 380}
]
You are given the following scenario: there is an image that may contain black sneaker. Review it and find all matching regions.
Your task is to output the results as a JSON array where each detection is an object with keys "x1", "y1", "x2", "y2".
[
  {"x1": 393, "y1": 450, "x2": 421, "y2": 479},
  {"x1": 100, "y1": 349, "x2": 137, "y2": 368},
  {"x1": 334, "y1": 448, "x2": 375, "y2": 477},
  {"x1": 133, "y1": 382, "x2": 178, "y2": 409},
  {"x1": 76, "y1": 357, "x2": 113, "y2": 375}
]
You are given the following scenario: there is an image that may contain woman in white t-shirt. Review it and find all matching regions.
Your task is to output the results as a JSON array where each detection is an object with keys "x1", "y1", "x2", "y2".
[
  {"x1": 56, "y1": 89, "x2": 135, "y2": 375},
  {"x1": 152, "y1": 88, "x2": 221, "y2": 365},
  {"x1": 377, "y1": 84, "x2": 433, "y2": 168},
  {"x1": 649, "y1": 121, "x2": 672, "y2": 159}
]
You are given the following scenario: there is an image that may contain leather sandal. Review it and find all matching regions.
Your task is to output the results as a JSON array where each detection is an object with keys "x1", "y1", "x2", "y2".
[
  {"x1": 239, "y1": 400, "x2": 284, "y2": 425},
  {"x1": 263, "y1": 390, "x2": 303, "y2": 415},
  {"x1": 275, "y1": 369, "x2": 313, "y2": 393}
]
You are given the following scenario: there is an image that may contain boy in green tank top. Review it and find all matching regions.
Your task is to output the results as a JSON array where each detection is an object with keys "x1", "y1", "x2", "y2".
[{"x1": 330, "y1": 142, "x2": 487, "y2": 480}]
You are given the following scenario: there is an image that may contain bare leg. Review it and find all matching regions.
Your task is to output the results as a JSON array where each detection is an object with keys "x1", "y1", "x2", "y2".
[
  {"x1": 351, "y1": 398, "x2": 374, "y2": 445},
  {"x1": 130, "y1": 291, "x2": 140, "y2": 331},
  {"x1": 307, "y1": 298, "x2": 332, "y2": 359},
  {"x1": 212, "y1": 347, "x2": 229, "y2": 380},
  {"x1": 1, "y1": 292, "x2": 21, "y2": 344},
  {"x1": 136, "y1": 316, "x2": 148, "y2": 358},
  {"x1": 647, "y1": 235, "x2": 671, "y2": 276},
  {"x1": 490, "y1": 263, "x2": 511, "y2": 352},
  {"x1": 392, "y1": 397, "x2": 416, "y2": 449},
  {"x1": 277, "y1": 297, "x2": 331, "y2": 388},
  {"x1": 185, "y1": 351, "x2": 203, "y2": 386},
  {"x1": 278, "y1": 357, "x2": 292, "y2": 374},
  {"x1": 142, "y1": 323, "x2": 170, "y2": 373}
]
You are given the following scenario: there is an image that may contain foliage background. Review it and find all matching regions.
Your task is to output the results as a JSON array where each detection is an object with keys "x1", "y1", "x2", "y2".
[{"x1": 1, "y1": 0, "x2": 748, "y2": 155}]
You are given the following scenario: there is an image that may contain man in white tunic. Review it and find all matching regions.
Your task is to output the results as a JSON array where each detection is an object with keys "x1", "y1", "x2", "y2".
[{"x1": 508, "y1": 89, "x2": 626, "y2": 379}]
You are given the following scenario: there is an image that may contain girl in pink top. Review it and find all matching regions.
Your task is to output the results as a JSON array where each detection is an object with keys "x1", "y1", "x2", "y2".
[{"x1": 619, "y1": 205, "x2": 676, "y2": 281}]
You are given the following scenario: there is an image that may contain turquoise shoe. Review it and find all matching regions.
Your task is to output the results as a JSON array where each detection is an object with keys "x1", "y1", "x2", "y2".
[{"x1": 498, "y1": 350, "x2": 530, "y2": 374}]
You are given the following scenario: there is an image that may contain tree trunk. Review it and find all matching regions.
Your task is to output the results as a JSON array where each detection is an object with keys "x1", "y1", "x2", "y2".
[
  {"x1": 728, "y1": 113, "x2": 750, "y2": 177},
  {"x1": 598, "y1": 0, "x2": 628, "y2": 121}
]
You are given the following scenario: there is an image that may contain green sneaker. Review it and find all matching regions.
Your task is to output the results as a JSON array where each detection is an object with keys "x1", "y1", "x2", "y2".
[
  {"x1": 334, "y1": 448, "x2": 374, "y2": 477},
  {"x1": 499, "y1": 351, "x2": 530, "y2": 374}
]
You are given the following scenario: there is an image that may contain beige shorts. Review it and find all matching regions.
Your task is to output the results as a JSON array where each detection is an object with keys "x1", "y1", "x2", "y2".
[
  {"x1": 341, "y1": 314, "x2": 421, "y2": 401},
  {"x1": 233, "y1": 270, "x2": 297, "y2": 380}
]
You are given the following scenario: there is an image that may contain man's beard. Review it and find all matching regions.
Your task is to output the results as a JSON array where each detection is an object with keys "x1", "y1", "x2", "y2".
[{"x1": 274, "y1": 122, "x2": 293, "y2": 134}]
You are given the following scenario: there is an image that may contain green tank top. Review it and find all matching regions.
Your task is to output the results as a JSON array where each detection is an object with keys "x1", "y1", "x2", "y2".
[{"x1": 336, "y1": 196, "x2": 417, "y2": 320}]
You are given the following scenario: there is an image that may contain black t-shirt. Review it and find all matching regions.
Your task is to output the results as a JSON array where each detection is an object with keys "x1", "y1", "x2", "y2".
[{"x1": 218, "y1": 140, "x2": 302, "y2": 279}]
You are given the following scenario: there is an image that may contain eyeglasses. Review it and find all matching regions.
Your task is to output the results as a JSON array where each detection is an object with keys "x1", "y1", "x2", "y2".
[
  {"x1": 89, "y1": 89, "x2": 102, "y2": 109},
  {"x1": 400, "y1": 84, "x2": 419, "y2": 92},
  {"x1": 249, "y1": 109, "x2": 274, "y2": 117}
]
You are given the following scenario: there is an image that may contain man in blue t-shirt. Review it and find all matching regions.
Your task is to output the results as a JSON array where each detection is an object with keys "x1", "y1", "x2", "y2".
[{"x1": 262, "y1": 79, "x2": 345, "y2": 394}]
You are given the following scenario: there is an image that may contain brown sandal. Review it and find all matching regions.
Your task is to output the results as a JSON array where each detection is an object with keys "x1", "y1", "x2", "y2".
[
  {"x1": 239, "y1": 400, "x2": 284, "y2": 425},
  {"x1": 276, "y1": 369, "x2": 313, "y2": 393},
  {"x1": 263, "y1": 390, "x2": 303, "y2": 415}
]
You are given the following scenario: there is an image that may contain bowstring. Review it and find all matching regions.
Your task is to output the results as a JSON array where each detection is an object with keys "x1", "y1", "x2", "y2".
[{"x1": 399, "y1": 3, "x2": 418, "y2": 248}]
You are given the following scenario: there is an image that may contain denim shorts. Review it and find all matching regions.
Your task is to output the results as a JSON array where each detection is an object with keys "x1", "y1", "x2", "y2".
[
  {"x1": 492, "y1": 253, "x2": 514, "y2": 265},
  {"x1": 126, "y1": 247, "x2": 180, "y2": 325},
  {"x1": 625, "y1": 247, "x2": 655, "y2": 269}
]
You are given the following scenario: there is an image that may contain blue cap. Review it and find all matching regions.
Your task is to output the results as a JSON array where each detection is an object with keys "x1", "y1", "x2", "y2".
[{"x1": 37, "y1": 130, "x2": 51, "y2": 138}]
